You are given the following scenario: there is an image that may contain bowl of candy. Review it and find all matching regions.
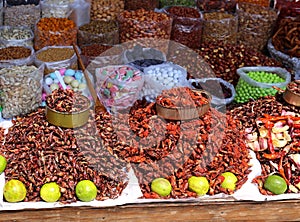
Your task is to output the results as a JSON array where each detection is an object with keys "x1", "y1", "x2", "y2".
[
  {"x1": 156, "y1": 87, "x2": 211, "y2": 120},
  {"x1": 45, "y1": 89, "x2": 93, "y2": 128}
]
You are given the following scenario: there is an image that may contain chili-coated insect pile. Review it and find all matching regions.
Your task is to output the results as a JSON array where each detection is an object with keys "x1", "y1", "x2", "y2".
[
  {"x1": 96, "y1": 100, "x2": 251, "y2": 198},
  {"x1": 0, "y1": 108, "x2": 129, "y2": 203}
]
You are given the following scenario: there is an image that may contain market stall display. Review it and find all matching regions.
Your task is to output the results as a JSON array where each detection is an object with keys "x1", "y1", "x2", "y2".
[{"x1": 1, "y1": 0, "x2": 300, "y2": 214}]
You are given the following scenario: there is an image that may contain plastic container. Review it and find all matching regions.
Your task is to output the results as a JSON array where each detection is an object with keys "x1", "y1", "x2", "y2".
[
  {"x1": 34, "y1": 46, "x2": 79, "y2": 75},
  {"x1": 202, "y1": 11, "x2": 238, "y2": 45},
  {"x1": 0, "y1": 26, "x2": 34, "y2": 47},
  {"x1": 0, "y1": 64, "x2": 44, "y2": 119},
  {"x1": 234, "y1": 66, "x2": 291, "y2": 103},
  {"x1": 163, "y1": 6, "x2": 203, "y2": 49},
  {"x1": 77, "y1": 20, "x2": 119, "y2": 47},
  {"x1": 95, "y1": 65, "x2": 144, "y2": 111},
  {"x1": 268, "y1": 39, "x2": 300, "y2": 80},
  {"x1": 189, "y1": 78, "x2": 236, "y2": 107},
  {"x1": 237, "y1": 2, "x2": 278, "y2": 51}
]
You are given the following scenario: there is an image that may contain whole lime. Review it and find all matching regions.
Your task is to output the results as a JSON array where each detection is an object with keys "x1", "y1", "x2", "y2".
[
  {"x1": 220, "y1": 172, "x2": 238, "y2": 191},
  {"x1": 188, "y1": 176, "x2": 210, "y2": 195},
  {"x1": 40, "y1": 182, "x2": 61, "y2": 202},
  {"x1": 264, "y1": 174, "x2": 287, "y2": 195},
  {"x1": 151, "y1": 178, "x2": 172, "y2": 197},
  {"x1": 0, "y1": 155, "x2": 7, "y2": 174},
  {"x1": 3, "y1": 179, "x2": 27, "y2": 203},
  {"x1": 75, "y1": 180, "x2": 97, "y2": 202}
]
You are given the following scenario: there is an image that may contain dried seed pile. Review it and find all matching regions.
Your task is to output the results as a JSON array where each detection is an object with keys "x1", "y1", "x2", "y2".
[
  {"x1": 0, "y1": 127, "x2": 4, "y2": 144},
  {"x1": 0, "y1": 108, "x2": 129, "y2": 203},
  {"x1": 96, "y1": 101, "x2": 251, "y2": 198}
]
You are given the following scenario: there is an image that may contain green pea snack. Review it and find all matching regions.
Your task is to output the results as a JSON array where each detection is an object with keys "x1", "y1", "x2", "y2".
[{"x1": 234, "y1": 67, "x2": 291, "y2": 103}]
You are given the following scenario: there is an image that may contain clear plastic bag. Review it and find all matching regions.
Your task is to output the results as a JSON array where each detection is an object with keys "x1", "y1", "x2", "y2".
[
  {"x1": 141, "y1": 62, "x2": 189, "y2": 101},
  {"x1": 0, "y1": 26, "x2": 34, "y2": 47},
  {"x1": 77, "y1": 20, "x2": 119, "y2": 47},
  {"x1": 189, "y1": 77, "x2": 236, "y2": 106},
  {"x1": 202, "y1": 11, "x2": 238, "y2": 45},
  {"x1": 34, "y1": 46, "x2": 79, "y2": 75},
  {"x1": 0, "y1": 45, "x2": 34, "y2": 68},
  {"x1": 0, "y1": 64, "x2": 44, "y2": 119},
  {"x1": 95, "y1": 65, "x2": 144, "y2": 111},
  {"x1": 163, "y1": 6, "x2": 203, "y2": 49},
  {"x1": 69, "y1": 0, "x2": 90, "y2": 27},
  {"x1": 235, "y1": 66, "x2": 291, "y2": 103},
  {"x1": 237, "y1": 2, "x2": 278, "y2": 51},
  {"x1": 196, "y1": 0, "x2": 236, "y2": 13},
  {"x1": 41, "y1": 0, "x2": 72, "y2": 18},
  {"x1": 268, "y1": 39, "x2": 300, "y2": 80}
]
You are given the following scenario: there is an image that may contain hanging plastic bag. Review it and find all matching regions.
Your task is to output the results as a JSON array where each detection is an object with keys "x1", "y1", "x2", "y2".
[{"x1": 69, "y1": 0, "x2": 91, "y2": 27}]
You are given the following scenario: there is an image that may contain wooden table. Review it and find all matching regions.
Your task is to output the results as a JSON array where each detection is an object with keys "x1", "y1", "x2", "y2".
[{"x1": 1, "y1": 200, "x2": 300, "y2": 221}]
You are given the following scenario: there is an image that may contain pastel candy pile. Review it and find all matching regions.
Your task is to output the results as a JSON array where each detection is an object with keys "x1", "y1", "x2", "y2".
[
  {"x1": 97, "y1": 65, "x2": 144, "y2": 110},
  {"x1": 42, "y1": 68, "x2": 88, "y2": 104}
]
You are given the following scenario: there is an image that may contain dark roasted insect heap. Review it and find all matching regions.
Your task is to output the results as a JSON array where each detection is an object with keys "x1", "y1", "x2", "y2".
[
  {"x1": 228, "y1": 95, "x2": 300, "y2": 195},
  {"x1": 0, "y1": 108, "x2": 129, "y2": 203},
  {"x1": 0, "y1": 127, "x2": 4, "y2": 144},
  {"x1": 96, "y1": 100, "x2": 251, "y2": 198}
]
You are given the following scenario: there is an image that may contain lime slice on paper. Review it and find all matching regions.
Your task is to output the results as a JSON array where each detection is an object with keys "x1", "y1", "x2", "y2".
[{"x1": 220, "y1": 172, "x2": 238, "y2": 191}]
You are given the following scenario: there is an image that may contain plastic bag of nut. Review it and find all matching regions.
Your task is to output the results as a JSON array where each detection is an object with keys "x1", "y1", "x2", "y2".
[
  {"x1": 40, "y1": 0, "x2": 73, "y2": 18},
  {"x1": 118, "y1": 9, "x2": 173, "y2": 54},
  {"x1": 4, "y1": 4, "x2": 41, "y2": 30},
  {"x1": 34, "y1": 17, "x2": 77, "y2": 51},
  {"x1": 77, "y1": 20, "x2": 119, "y2": 48},
  {"x1": 237, "y1": 2, "x2": 278, "y2": 51},
  {"x1": 196, "y1": 0, "x2": 237, "y2": 13},
  {"x1": 69, "y1": 0, "x2": 90, "y2": 27},
  {"x1": 0, "y1": 64, "x2": 44, "y2": 119},
  {"x1": 0, "y1": 45, "x2": 34, "y2": 68},
  {"x1": 0, "y1": 26, "x2": 34, "y2": 47},
  {"x1": 162, "y1": 6, "x2": 203, "y2": 49},
  {"x1": 268, "y1": 39, "x2": 300, "y2": 80},
  {"x1": 125, "y1": 0, "x2": 159, "y2": 10},
  {"x1": 34, "y1": 45, "x2": 79, "y2": 75},
  {"x1": 90, "y1": 0, "x2": 124, "y2": 21},
  {"x1": 202, "y1": 11, "x2": 238, "y2": 45}
]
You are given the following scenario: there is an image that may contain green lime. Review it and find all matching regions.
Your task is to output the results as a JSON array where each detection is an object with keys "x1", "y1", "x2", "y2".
[
  {"x1": 75, "y1": 180, "x2": 97, "y2": 202},
  {"x1": 40, "y1": 182, "x2": 61, "y2": 202},
  {"x1": 0, "y1": 155, "x2": 7, "y2": 174},
  {"x1": 220, "y1": 172, "x2": 238, "y2": 191},
  {"x1": 188, "y1": 176, "x2": 210, "y2": 196},
  {"x1": 3, "y1": 179, "x2": 27, "y2": 203},
  {"x1": 151, "y1": 178, "x2": 172, "y2": 197},
  {"x1": 264, "y1": 174, "x2": 287, "y2": 195}
]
